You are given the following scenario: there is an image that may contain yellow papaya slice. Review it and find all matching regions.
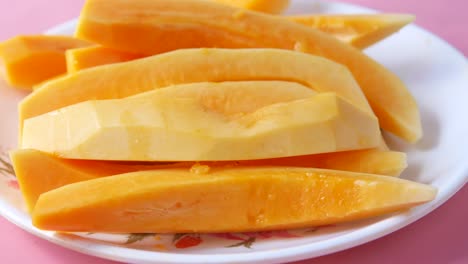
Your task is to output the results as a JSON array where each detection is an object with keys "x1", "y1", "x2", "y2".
[
  {"x1": 63, "y1": 15, "x2": 413, "y2": 73},
  {"x1": 10, "y1": 149, "x2": 182, "y2": 212},
  {"x1": 0, "y1": 35, "x2": 90, "y2": 89},
  {"x1": 239, "y1": 149, "x2": 407, "y2": 177},
  {"x1": 19, "y1": 49, "x2": 372, "y2": 138},
  {"x1": 213, "y1": 0, "x2": 290, "y2": 14},
  {"x1": 75, "y1": 0, "x2": 421, "y2": 142},
  {"x1": 22, "y1": 89, "x2": 380, "y2": 161},
  {"x1": 66, "y1": 46, "x2": 144, "y2": 73},
  {"x1": 11, "y1": 148, "x2": 405, "y2": 212},
  {"x1": 32, "y1": 167, "x2": 436, "y2": 233},
  {"x1": 290, "y1": 14, "x2": 414, "y2": 49}
]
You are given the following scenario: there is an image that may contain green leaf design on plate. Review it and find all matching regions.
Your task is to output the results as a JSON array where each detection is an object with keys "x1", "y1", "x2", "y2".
[
  {"x1": 226, "y1": 237, "x2": 256, "y2": 248},
  {"x1": 125, "y1": 233, "x2": 155, "y2": 244},
  {"x1": 172, "y1": 233, "x2": 188, "y2": 243},
  {"x1": 0, "y1": 152, "x2": 14, "y2": 177},
  {"x1": 305, "y1": 227, "x2": 319, "y2": 233}
]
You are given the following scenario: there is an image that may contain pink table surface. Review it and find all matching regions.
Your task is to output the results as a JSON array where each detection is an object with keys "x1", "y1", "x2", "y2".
[{"x1": 0, "y1": 0, "x2": 467, "y2": 263}]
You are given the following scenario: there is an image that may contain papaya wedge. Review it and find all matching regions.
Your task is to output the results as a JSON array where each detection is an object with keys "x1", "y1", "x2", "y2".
[
  {"x1": 0, "y1": 35, "x2": 90, "y2": 89},
  {"x1": 64, "y1": 15, "x2": 413, "y2": 73},
  {"x1": 289, "y1": 14, "x2": 414, "y2": 49},
  {"x1": 75, "y1": 0, "x2": 421, "y2": 142},
  {"x1": 12, "y1": 148, "x2": 406, "y2": 212},
  {"x1": 32, "y1": 167, "x2": 436, "y2": 233},
  {"x1": 66, "y1": 46, "x2": 144, "y2": 73},
  {"x1": 20, "y1": 49, "x2": 372, "y2": 138},
  {"x1": 22, "y1": 91, "x2": 381, "y2": 161},
  {"x1": 213, "y1": 0, "x2": 290, "y2": 14}
]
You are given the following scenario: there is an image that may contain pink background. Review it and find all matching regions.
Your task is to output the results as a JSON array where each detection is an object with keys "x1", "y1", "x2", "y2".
[{"x1": 0, "y1": 0, "x2": 466, "y2": 263}]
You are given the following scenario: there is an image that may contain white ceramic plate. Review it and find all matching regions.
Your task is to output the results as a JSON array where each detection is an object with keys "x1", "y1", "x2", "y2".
[{"x1": 0, "y1": 1, "x2": 467, "y2": 263}]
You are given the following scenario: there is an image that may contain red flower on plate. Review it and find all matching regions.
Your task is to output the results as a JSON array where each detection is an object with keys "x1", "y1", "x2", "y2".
[
  {"x1": 174, "y1": 234, "x2": 202, "y2": 249},
  {"x1": 7, "y1": 180, "x2": 19, "y2": 189}
]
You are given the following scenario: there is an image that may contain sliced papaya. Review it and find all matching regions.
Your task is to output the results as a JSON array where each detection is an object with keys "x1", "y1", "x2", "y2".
[
  {"x1": 75, "y1": 0, "x2": 421, "y2": 142},
  {"x1": 66, "y1": 46, "x2": 143, "y2": 73},
  {"x1": 0, "y1": 35, "x2": 90, "y2": 89},
  {"x1": 10, "y1": 149, "x2": 182, "y2": 212},
  {"x1": 11, "y1": 148, "x2": 405, "y2": 212},
  {"x1": 213, "y1": 0, "x2": 290, "y2": 14},
  {"x1": 32, "y1": 167, "x2": 436, "y2": 233},
  {"x1": 22, "y1": 88, "x2": 380, "y2": 161},
  {"x1": 289, "y1": 14, "x2": 414, "y2": 49},
  {"x1": 20, "y1": 49, "x2": 372, "y2": 138},
  {"x1": 63, "y1": 15, "x2": 413, "y2": 74},
  {"x1": 239, "y1": 149, "x2": 407, "y2": 177}
]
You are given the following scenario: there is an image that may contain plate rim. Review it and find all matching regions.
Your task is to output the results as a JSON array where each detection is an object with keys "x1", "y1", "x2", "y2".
[{"x1": 1, "y1": 1, "x2": 468, "y2": 263}]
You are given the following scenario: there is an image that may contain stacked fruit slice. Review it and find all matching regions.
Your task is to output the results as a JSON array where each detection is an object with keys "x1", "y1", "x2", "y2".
[{"x1": 2, "y1": 0, "x2": 435, "y2": 234}]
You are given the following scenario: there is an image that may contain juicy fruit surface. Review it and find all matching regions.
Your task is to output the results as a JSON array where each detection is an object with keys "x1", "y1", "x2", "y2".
[
  {"x1": 22, "y1": 89, "x2": 380, "y2": 161},
  {"x1": 10, "y1": 149, "x2": 182, "y2": 212},
  {"x1": 128, "y1": 80, "x2": 316, "y2": 115},
  {"x1": 11, "y1": 148, "x2": 405, "y2": 211},
  {"x1": 212, "y1": 0, "x2": 290, "y2": 14},
  {"x1": 66, "y1": 46, "x2": 143, "y2": 73},
  {"x1": 239, "y1": 149, "x2": 407, "y2": 177},
  {"x1": 19, "y1": 48, "x2": 373, "y2": 134},
  {"x1": 290, "y1": 14, "x2": 414, "y2": 49},
  {"x1": 32, "y1": 167, "x2": 436, "y2": 233},
  {"x1": 62, "y1": 14, "x2": 415, "y2": 75},
  {"x1": 0, "y1": 35, "x2": 90, "y2": 88},
  {"x1": 76, "y1": 0, "x2": 421, "y2": 141}
]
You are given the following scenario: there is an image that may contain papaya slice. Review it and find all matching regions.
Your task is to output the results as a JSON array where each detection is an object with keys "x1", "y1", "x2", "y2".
[
  {"x1": 75, "y1": 0, "x2": 421, "y2": 142},
  {"x1": 64, "y1": 15, "x2": 413, "y2": 74},
  {"x1": 22, "y1": 87, "x2": 380, "y2": 161},
  {"x1": 289, "y1": 14, "x2": 414, "y2": 49},
  {"x1": 19, "y1": 49, "x2": 372, "y2": 137},
  {"x1": 0, "y1": 35, "x2": 90, "y2": 89},
  {"x1": 10, "y1": 149, "x2": 182, "y2": 212},
  {"x1": 239, "y1": 149, "x2": 407, "y2": 177},
  {"x1": 11, "y1": 148, "x2": 405, "y2": 212},
  {"x1": 213, "y1": 0, "x2": 290, "y2": 14},
  {"x1": 66, "y1": 46, "x2": 144, "y2": 73},
  {"x1": 32, "y1": 167, "x2": 436, "y2": 233}
]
